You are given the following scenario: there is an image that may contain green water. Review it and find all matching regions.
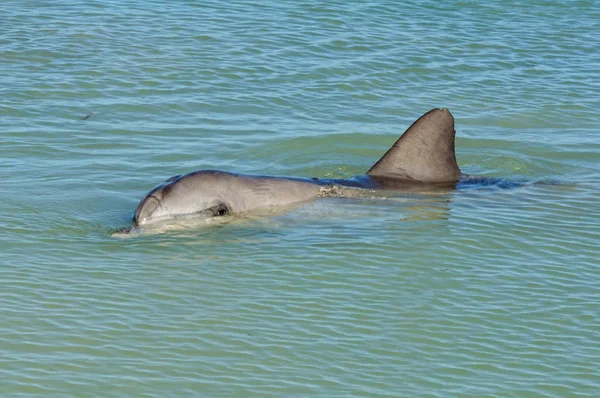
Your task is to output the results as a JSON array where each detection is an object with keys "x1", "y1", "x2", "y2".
[{"x1": 2, "y1": 1, "x2": 599, "y2": 396}]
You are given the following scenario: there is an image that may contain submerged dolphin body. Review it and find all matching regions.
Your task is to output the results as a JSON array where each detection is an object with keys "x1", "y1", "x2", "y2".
[{"x1": 119, "y1": 108, "x2": 491, "y2": 233}]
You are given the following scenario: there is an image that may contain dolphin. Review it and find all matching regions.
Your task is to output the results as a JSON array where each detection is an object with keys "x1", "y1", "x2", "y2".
[{"x1": 116, "y1": 108, "x2": 510, "y2": 234}]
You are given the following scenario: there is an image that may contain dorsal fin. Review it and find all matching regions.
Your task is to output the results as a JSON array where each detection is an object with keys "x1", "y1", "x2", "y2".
[{"x1": 367, "y1": 108, "x2": 461, "y2": 183}]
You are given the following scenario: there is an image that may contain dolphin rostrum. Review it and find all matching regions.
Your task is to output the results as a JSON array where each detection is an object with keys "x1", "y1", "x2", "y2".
[{"x1": 118, "y1": 108, "x2": 496, "y2": 233}]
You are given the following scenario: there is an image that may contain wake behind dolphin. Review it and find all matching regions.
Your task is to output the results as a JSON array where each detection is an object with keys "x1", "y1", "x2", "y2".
[{"x1": 114, "y1": 108, "x2": 528, "y2": 235}]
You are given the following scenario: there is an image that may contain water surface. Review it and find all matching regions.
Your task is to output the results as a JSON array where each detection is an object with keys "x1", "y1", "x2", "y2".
[{"x1": 1, "y1": 1, "x2": 599, "y2": 396}]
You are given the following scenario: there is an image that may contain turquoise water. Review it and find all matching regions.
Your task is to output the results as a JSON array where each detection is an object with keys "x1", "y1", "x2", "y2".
[{"x1": 2, "y1": 1, "x2": 599, "y2": 396}]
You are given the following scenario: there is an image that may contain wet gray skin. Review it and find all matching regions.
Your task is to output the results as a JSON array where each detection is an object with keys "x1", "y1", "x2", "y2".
[
  {"x1": 133, "y1": 171, "x2": 323, "y2": 226},
  {"x1": 121, "y1": 108, "x2": 528, "y2": 233}
]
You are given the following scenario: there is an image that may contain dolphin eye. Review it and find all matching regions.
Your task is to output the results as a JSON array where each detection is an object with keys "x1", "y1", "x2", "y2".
[{"x1": 214, "y1": 204, "x2": 229, "y2": 217}]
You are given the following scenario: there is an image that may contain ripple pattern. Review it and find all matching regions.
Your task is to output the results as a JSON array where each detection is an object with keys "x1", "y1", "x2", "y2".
[{"x1": 1, "y1": 0, "x2": 600, "y2": 397}]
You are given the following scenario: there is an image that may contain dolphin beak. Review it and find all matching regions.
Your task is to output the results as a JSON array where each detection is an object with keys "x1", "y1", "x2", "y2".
[{"x1": 133, "y1": 195, "x2": 161, "y2": 225}]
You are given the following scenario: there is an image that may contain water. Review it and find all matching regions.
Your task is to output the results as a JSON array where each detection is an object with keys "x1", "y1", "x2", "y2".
[{"x1": 2, "y1": 1, "x2": 599, "y2": 396}]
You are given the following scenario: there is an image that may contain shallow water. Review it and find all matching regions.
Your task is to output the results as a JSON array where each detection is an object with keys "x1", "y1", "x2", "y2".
[{"x1": 2, "y1": 1, "x2": 599, "y2": 396}]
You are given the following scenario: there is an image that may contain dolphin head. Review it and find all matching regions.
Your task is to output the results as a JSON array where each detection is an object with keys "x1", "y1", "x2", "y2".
[
  {"x1": 132, "y1": 171, "x2": 234, "y2": 226},
  {"x1": 133, "y1": 193, "x2": 163, "y2": 225}
]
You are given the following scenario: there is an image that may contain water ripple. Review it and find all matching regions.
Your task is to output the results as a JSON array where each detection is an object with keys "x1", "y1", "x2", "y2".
[{"x1": 2, "y1": 0, "x2": 600, "y2": 396}]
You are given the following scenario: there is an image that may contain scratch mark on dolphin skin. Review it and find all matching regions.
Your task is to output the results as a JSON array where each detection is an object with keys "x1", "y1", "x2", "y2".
[{"x1": 318, "y1": 185, "x2": 374, "y2": 198}]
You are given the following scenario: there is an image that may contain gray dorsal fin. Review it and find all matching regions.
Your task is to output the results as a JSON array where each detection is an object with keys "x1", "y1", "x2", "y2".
[{"x1": 367, "y1": 108, "x2": 461, "y2": 183}]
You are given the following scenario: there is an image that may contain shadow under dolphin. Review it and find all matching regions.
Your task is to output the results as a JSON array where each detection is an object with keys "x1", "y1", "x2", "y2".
[{"x1": 113, "y1": 108, "x2": 541, "y2": 236}]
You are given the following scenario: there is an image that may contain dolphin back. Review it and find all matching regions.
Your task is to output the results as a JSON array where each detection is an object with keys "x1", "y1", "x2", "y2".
[{"x1": 367, "y1": 108, "x2": 461, "y2": 183}]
